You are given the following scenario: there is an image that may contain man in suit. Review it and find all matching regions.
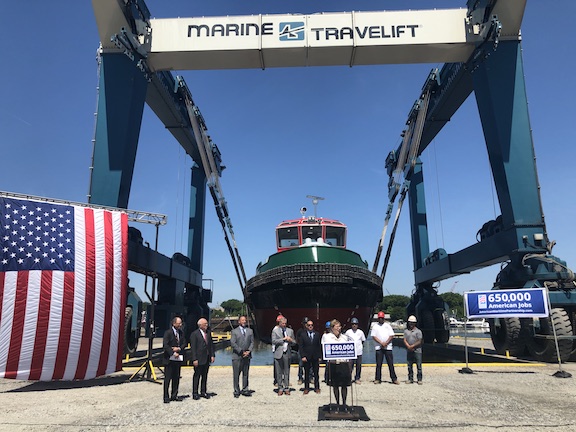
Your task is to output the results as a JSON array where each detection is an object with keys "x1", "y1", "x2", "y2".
[
  {"x1": 271, "y1": 316, "x2": 295, "y2": 395},
  {"x1": 190, "y1": 317, "x2": 215, "y2": 400},
  {"x1": 297, "y1": 319, "x2": 322, "y2": 395},
  {"x1": 230, "y1": 315, "x2": 254, "y2": 398},
  {"x1": 162, "y1": 316, "x2": 186, "y2": 403}
]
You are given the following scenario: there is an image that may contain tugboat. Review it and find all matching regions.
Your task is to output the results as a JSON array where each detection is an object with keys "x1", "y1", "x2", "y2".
[{"x1": 245, "y1": 197, "x2": 383, "y2": 342}]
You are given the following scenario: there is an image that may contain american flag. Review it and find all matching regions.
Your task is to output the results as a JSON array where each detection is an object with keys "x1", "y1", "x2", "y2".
[{"x1": 0, "y1": 195, "x2": 128, "y2": 381}]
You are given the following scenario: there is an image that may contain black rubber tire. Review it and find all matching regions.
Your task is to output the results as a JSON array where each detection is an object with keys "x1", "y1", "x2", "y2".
[
  {"x1": 489, "y1": 317, "x2": 529, "y2": 356},
  {"x1": 569, "y1": 311, "x2": 576, "y2": 361},
  {"x1": 421, "y1": 310, "x2": 435, "y2": 344},
  {"x1": 124, "y1": 307, "x2": 138, "y2": 356},
  {"x1": 526, "y1": 308, "x2": 573, "y2": 363},
  {"x1": 434, "y1": 310, "x2": 450, "y2": 343}
]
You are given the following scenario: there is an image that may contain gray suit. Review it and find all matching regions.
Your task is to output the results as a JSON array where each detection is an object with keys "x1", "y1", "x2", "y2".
[
  {"x1": 231, "y1": 324, "x2": 254, "y2": 396},
  {"x1": 271, "y1": 325, "x2": 295, "y2": 391}
]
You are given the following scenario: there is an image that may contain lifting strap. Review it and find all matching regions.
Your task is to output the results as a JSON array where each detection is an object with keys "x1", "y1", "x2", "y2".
[
  {"x1": 373, "y1": 85, "x2": 432, "y2": 280},
  {"x1": 179, "y1": 81, "x2": 248, "y2": 295}
]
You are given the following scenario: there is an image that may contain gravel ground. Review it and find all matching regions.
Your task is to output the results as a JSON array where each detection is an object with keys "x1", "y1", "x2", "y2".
[{"x1": 2, "y1": 361, "x2": 576, "y2": 432}]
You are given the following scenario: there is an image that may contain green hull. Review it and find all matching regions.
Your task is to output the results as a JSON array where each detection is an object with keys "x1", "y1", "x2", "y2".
[{"x1": 256, "y1": 245, "x2": 368, "y2": 273}]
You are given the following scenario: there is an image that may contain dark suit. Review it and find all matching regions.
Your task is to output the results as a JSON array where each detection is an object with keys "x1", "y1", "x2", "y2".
[
  {"x1": 297, "y1": 329, "x2": 321, "y2": 390},
  {"x1": 230, "y1": 325, "x2": 254, "y2": 396},
  {"x1": 190, "y1": 328, "x2": 215, "y2": 396},
  {"x1": 162, "y1": 326, "x2": 186, "y2": 402}
]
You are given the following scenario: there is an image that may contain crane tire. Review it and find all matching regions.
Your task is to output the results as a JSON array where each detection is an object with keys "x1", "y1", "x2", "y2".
[
  {"x1": 434, "y1": 310, "x2": 450, "y2": 343},
  {"x1": 489, "y1": 317, "x2": 529, "y2": 357},
  {"x1": 421, "y1": 310, "x2": 435, "y2": 344},
  {"x1": 526, "y1": 308, "x2": 572, "y2": 363},
  {"x1": 124, "y1": 307, "x2": 138, "y2": 356}
]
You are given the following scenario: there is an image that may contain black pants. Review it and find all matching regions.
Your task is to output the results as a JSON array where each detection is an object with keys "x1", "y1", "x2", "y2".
[
  {"x1": 193, "y1": 362, "x2": 210, "y2": 395},
  {"x1": 164, "y1": 361, "x2": 181, "y2": 401},
  {"x1": 303, "y1": 358, "x2": 320, "y2": 390},
  {"x1": 375, "y1": 349, "x2": 397, "y2": 382}
]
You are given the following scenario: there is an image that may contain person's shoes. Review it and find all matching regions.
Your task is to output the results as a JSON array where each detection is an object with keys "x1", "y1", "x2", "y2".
[
  {"x1": 314, "y1": 389, "x2": 321, "y2": 394},
  {"x1": 373, "y1": 380, "x2": 381, "y2": 384},
  {"x1": 192, "y1": 394, "x2": 200, "y2": 400},
  {"x1": 171, "y1": 396, "x2": 183, "y2": 401},
  {"x1": 234, "y1": 393, "x2": 240, "y2": 398},
  {"x1": 405, "y1": 380, "x2": 414, "y2": 384},
  {"x1": 241, "y1": 391, "x2": 252, "y2": 397},
  {"x1": 200, "y1": 393, "x2": 211, "y2": 399},
  {"x1": 163, "y1": 399, "x2": 170, "y2": 404},
  {"x1": 393, "y1": 380, "x2": 400, "y2": 385},
  {"x1": 417, "y1": 381, "x2": 423, "y2": 385},
  {"x1": 303, "y1": 389, "x2": 309, "y2": 395},
  {"x1": 356, "y1": 379, "x2": 361, "y2": 384},
  {"x1": 297, "y1": 379, "x2": 303, "y2": 385},
  {"x1": 284, "y1": 390, "x2": 291, "y2": 395},
  {"x1": 278, "y1": 390, "x2": 283, "y2": 396}
]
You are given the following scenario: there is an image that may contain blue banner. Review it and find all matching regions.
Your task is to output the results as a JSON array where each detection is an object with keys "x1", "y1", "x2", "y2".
[
  {"x1": 322, "y1": 342, "x2": 357, "y2": 361},
  {"x1": 465, "y1": 288, "x2": 549, "y2": 318}
]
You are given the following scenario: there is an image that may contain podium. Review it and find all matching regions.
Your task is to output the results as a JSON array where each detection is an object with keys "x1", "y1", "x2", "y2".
[{"x1": 318, "y1": 341, "x2": 370, "y2": 421}]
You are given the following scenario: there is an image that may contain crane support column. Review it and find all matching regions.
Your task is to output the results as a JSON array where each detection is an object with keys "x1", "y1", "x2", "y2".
[
  {"x1": 472, "y1": 40, "x2": 546, "y2": 249},
  {"x1": 188, "y1": 163, "x2": 207, "y2": 272},
  {"x1": 89, "y1": 53, "x2": 148, "y2": 208},
  {"x1": 408, "y1": 158, "x2": 431, "y2": 273}
]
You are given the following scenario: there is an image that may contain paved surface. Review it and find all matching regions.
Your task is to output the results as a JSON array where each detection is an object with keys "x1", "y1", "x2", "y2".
[{"x1": 2, "y1": 360, "x2": 576, "y2": 431}]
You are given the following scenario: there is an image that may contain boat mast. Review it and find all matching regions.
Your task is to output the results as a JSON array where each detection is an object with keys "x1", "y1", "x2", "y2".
[{"x1": 306, "y1": 195, "x2": 324, "y2": 218}]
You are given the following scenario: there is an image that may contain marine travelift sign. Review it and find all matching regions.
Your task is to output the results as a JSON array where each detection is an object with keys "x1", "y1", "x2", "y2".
[{"x1": 147, "y1": 9, "x2": 477, "y2": 70}]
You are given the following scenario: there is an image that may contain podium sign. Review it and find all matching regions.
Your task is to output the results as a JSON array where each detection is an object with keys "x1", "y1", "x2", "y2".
[
  {"x1": 465, "y1": 288, "x2": 549, "y2": 319},
  {"x1": 322, "y1": 342, "x2": 357, "y2": 361}
]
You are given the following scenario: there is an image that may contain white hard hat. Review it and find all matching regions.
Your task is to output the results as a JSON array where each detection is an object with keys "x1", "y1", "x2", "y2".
[{"x1": 408, "y1": 315, "x2": 417, "y2": 323}]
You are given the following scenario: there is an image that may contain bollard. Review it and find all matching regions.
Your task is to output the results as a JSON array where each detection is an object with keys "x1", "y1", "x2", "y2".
[
  {"x1": 480, "y1": 347, "x2": 485, "y2": 355},
  {"x1": 506, "y1": 350, "x2": 510, "y2": 359}
]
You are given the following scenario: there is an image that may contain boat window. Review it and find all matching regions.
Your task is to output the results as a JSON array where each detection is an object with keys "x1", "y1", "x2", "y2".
[
  {"x1": 301, "y1": 225, "x2": 322, "y2": 242},
  {"x1": 325, "y1": 226, "x2": 346, "y2": 247},
  {"x1": 277, "y1": 227, "x2": 299, "y2": 248}
]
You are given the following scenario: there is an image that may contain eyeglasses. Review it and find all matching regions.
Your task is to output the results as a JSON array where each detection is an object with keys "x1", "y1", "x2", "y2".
[
  {"x1": 352, "y1": 323, "x2": 358, "y2": 325},
  {"x1": 306, "y1": 324, "x2": 314, "y2": 327}
]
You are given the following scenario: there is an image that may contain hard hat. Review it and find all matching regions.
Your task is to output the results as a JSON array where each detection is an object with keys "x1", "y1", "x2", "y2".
[
  {"x1": 302, "y1": 316, "x2": 309, "y2": 324},
  {"x1": 408, "y1": 315, "x2": 417, "y2": 323},
  {"x1": 351, "y1": 317, "x2": 359, "y2": 324},
  {"x1": 276, "y1": 314, "x2": 283, "y2": 322},
  {"x1": 377, "y1": 311, "x2": 385, "y2": 318},
  {"x1": 325, "y1": 321, "x2": 331, "y2": 328}
]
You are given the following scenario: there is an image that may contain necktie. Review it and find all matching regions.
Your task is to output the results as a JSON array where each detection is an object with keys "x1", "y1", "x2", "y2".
[
  {"x1": 309, "y1": 331, "x2": 313, "y2": 340},
  {"x1": 202, "y1": 330, "x2": 207, "y2": 343},
  {"x1": 241, "y1": 327, "x2": 245, "y2": 336},
  {"x1": 282, "y1": 328, "x2": 286, "y2": 337},
  {"x1": 175, "y1": 329, "x2": 179, "y2": 344}
]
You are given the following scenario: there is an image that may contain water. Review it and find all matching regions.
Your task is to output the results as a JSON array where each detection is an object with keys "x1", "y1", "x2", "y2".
[
  {"x1": 212, "y1": 327, "x2": 493, "y2": 366},
  {"x1": 213, "y1": 338, "x2": 456, "y2": 366}
]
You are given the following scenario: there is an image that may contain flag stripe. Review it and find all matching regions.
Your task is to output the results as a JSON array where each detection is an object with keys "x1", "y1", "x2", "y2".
[
  {"x1": 74, "y1": 209, "x2": 96, "y2": 380},
  {"x1": 16, "y1": 270, "x2": 41, "y2": 379},
  {"x1": 52, "y1": 272, "x2": 75, "y2": 380},
  {"x1": 28, "y1": 271, "x2": 52, "y2": 380},
  {"x1": 4, "y1": 272, "x2": 29, "y2": 379},
  {"x1": 114, "y1": 212, "x2": 128, "y2": 371},
  {"x1": 97, "y1": 211, "x2": 114, "y2": 377},
  {"x1": 0, "y1": 272, "x2": 16, "y2": 377}
]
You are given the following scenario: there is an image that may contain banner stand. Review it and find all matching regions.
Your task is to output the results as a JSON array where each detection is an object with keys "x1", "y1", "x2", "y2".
[
  {"x1": 459, "y1": 316, "x2": 474, "y2": 374},
  {"x1": 545, "y1": 287, "x2": 572, "y2": 379}
]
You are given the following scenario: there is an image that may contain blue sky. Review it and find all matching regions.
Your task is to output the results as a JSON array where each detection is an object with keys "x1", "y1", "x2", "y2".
[{"x1": 1, "y1": 1, "x2": 575, "y2": 307}]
